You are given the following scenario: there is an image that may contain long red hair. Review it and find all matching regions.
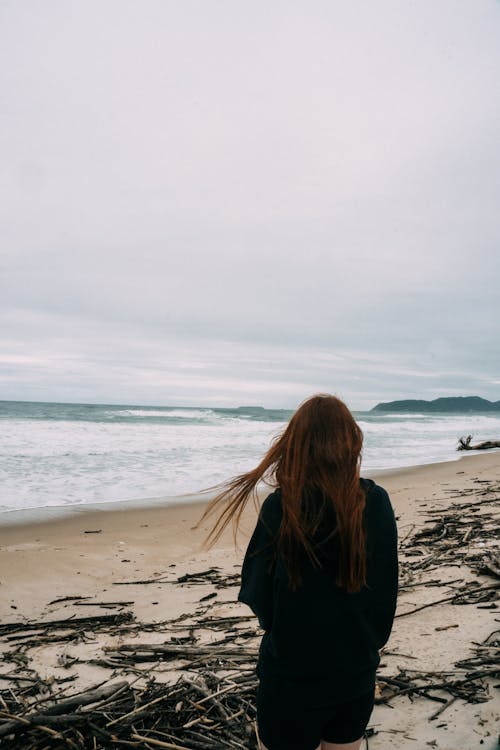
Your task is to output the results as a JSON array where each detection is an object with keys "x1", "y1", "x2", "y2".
[{"x1": 199, "y1": 394, "x2": 366, "y2": 592}]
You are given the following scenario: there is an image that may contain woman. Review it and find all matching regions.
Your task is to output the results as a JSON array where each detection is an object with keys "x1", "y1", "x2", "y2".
[{"x1": 201, "y1": 394, "x2": 398, "y2": 750}]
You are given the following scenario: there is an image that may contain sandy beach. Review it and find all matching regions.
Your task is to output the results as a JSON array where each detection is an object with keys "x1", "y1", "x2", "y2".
[{"x1": 0, "y1": 452, "x2": 498, "y2": 749}]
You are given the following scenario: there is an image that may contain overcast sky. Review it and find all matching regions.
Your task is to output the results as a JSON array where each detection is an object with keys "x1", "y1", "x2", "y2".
[{"x1": 1, "y1": 0, "x2": 499, "y2": 410}]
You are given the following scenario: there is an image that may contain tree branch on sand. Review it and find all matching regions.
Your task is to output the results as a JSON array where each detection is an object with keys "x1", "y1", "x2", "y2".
[{"x1": 457, "y1": 435, "x2": 500, "y2": 451}]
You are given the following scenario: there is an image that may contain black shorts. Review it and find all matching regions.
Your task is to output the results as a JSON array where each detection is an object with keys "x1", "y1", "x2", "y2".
[{"x1": 256, "y1": 682, "x2": 374, "y2": 750}]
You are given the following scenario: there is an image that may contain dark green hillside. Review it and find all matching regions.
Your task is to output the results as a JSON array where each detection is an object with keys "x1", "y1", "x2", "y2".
[{"x1": 371, "y1": 396, "x2": 500, "y2": 413}]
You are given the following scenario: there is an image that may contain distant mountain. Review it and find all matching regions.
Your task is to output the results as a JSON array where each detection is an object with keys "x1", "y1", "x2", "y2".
[{"x1": 371, "y1": 396, "x2": 500, "y2": 414}]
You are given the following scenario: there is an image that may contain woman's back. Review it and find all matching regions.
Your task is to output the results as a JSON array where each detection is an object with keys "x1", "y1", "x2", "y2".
[{"x1": 239, "y1": 479, "x2": 398, "y2": 704}]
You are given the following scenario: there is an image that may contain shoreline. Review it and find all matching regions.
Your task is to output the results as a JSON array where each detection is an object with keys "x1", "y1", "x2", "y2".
[
  {"x1": 1, "y1": 449, "x2": 498, "y2": 530},
  {"x1": 1, "y1": 451, "x2": 498, "y2": 617},
  {"x1": 0, "y1": 490, "x2": 215, "y2": 529}
]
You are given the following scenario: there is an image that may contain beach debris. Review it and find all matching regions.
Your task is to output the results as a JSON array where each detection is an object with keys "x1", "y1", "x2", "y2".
[
  {"x1": 72, "y1": 600, "x2": 135, "y2": 608},
  {"x1": 0, "y1": 668, "x2": 259, "y2": 748},
  {"x1": 399, "y1": 493, "x2": 499, "y2": 590},
  {"x1": 457, "y1": 435, "x2": 500, "y2": 451},
  {"x1": 111, "y1": 565, "x2": 241, "y2": 589},
  {"x1": 476, "y1": 550, "x2": 500, "y2": 580},
  {"x1": 0, "y1": 616, "x2": 496, "y2": 748},
  {"x1": 200, "y1": 592, "x2": 218, "y2": 601},
  {"x1": 102, "y1": 640, "x2": 259, "y2": 665},
  {"x1": 0, "y1": 611, "x2": 134, "y2": 638},
  {"x1": 47, "y1": 595, "x2": 92, "y2": 605}
]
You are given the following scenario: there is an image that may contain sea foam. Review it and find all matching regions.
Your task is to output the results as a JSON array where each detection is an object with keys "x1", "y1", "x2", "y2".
[{"x1": 1, "y1": 401, "x2": 499, "y2": 514}]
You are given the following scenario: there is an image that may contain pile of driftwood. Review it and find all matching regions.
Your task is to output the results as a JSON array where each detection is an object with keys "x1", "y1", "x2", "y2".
[
  {"x1": 0, "y1": 481, "x2": 498, "y2": 747},
  {"x1": 384, "y1": 480, "x2": 500, "y2": 720},
  {"x1": 0, "y1": 603, "x2": 260, "y2": 748},
  {"x1": 399, "y1": 490, "x2": 500, "y2": 594},
  {"x1": 0, "y1": 669, "x2": 259, "y2": 749},
  {"x1": 378, "y1": 626, "x2": 499, "y2": 719}
]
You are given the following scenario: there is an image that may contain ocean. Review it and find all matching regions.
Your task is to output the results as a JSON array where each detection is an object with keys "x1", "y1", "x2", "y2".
[{"x1": 1, "y1": 400, "x2": 500, "y2": 515}]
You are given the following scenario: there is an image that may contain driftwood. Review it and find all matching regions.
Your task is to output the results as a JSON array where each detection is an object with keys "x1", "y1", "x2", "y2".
[
  {"x1": 0, "y1": 681, "x2": 130, "y2": 738},
  {"x1": 399, "y1": 492, "x2": 499, "y2": 588},
  {"x1": 112, "y1": 567, "x2": 241, "y2": 589},
  {"x1": 396, "y1": 581, "x2": 500, "y2": 618},
  {"x1": 457, "y1": 434, "x2": 500, "y2": 451},
  {"x1": 103, "y1": 641, "x2": 259, "y2": 664},
  {"x1": 0, "y1": 611, "x2": 134, "y2": 637},
  {"x1": 0, "y1": 672, "x2": 259, "y2": 748},
  {"x1": 1, "y1": 628, "x2": 497, "y2": 747}
]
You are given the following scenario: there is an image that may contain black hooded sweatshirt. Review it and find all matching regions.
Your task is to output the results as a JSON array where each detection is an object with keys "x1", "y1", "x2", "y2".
[{"x1": 238, "y1": 479, "x2": 398, "y2": 706}]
